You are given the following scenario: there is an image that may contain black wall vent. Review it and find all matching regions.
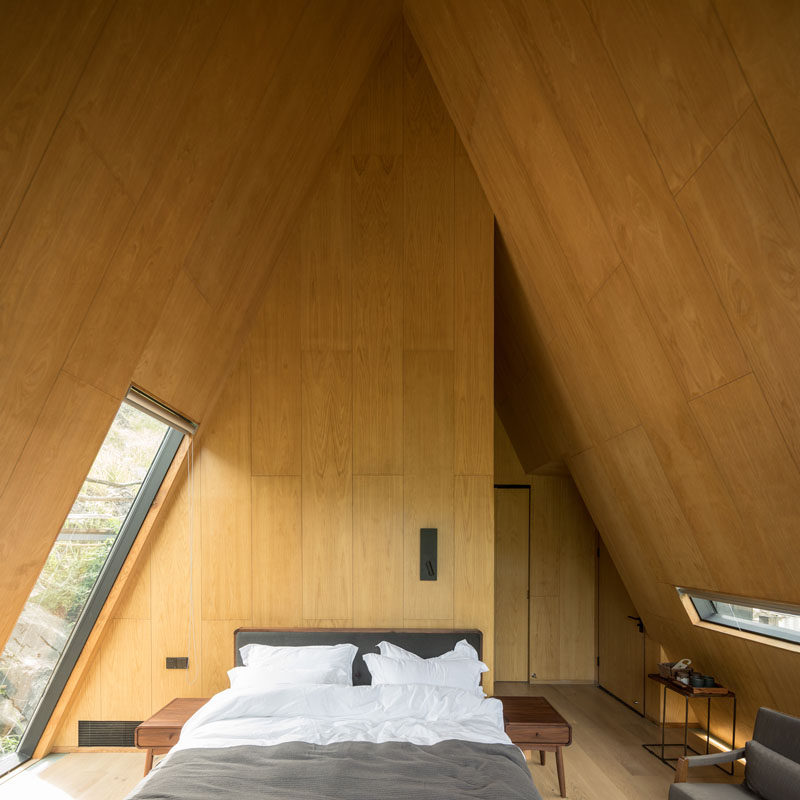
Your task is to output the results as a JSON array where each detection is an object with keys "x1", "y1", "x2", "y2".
[{"x1": 78, "y1": 720, "x2": 141, "y2": 747}]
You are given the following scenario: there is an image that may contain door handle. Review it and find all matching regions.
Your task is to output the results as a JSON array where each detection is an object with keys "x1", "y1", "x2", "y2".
[{"x1": 627, "y1": 615, "x2": 644, "y2": 633}]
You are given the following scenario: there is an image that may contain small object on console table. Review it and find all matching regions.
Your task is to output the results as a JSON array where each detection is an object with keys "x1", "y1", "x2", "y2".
[
  {"x1": 135, "y1": 697, "x2": 208, "y2": 776},
  {"x1": 495, "y1": 695, "x2": 572, "y2": 798}
]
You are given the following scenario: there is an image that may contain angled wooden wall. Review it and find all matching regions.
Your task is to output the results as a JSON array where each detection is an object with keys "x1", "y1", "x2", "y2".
[
  {"x1": 406, "y1": 0, "x2": 800, "y2": 742},
  {"x1": 50, "y1": 23, "x2": 494, "y2": 747},
  {"x1": 0, "y1": 0, "x2": 400, "y2": 655}
]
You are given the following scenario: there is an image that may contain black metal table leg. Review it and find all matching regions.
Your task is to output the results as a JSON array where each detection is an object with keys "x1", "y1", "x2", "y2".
[
  {"x1": 730, "y1": 695, "x2": 737, "y2": 776},
  {"x1": 683, "y1": 696, "x2": 689, "y2": 757}
]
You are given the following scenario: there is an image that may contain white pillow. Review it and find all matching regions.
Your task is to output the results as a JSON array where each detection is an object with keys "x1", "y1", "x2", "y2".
[
  {"x1": 377, "y1": 638, "x2": 480, "y2": 662},
  {"x1": 227, "y1": 664, "x2": 350, "y2": 690},
  {"x1": 363, "y1": 653, "x2": 488, "y2": 696},
  {"x1": 238, "y1": 642, "x2": 357, "y2": 680}
]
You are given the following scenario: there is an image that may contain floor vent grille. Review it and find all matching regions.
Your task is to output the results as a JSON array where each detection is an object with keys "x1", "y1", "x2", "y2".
[{"x1": 78, "y1": 720, "x2": 141, "y2": 747}]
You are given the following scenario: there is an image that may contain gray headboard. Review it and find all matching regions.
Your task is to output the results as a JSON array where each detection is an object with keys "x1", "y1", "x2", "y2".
[{"x1": 233, "y1": 628, "x2": 482, "y2": 686}]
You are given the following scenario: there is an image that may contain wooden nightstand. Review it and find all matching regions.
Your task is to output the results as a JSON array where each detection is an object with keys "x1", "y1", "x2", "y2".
[
  {"x1": 495, "y1": 695, "x2": 573, "y2": 798},
  {"x1": 135, "y1": 697, "x2": 207, "y2": 776}
]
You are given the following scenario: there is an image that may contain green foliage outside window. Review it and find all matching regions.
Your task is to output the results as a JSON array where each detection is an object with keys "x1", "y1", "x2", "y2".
[{"x1": 32, "y1": 540, "x2": 113, "y2": 625}]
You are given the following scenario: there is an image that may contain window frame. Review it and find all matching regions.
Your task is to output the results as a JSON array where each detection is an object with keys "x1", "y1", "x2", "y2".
[
  {"x1": 0, "y1": 422, "x2": 184, "y2": 776},
  {"x1": 677, "y1": 586, "x2": 800, "y2": 649}
]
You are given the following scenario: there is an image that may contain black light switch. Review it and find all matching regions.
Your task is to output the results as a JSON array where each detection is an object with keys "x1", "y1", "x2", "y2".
[
  {"x1": 420, "y1": 528, "x2": 437, "y2": 581},
  {"x1": 166, "y1": 656, "x2": 189, "y2": 670}
]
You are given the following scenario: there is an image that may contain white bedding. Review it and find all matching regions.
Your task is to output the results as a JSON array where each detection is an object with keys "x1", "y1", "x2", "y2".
[{"x1": 167, "y1": 683, "x2": 512, "y2": 759}]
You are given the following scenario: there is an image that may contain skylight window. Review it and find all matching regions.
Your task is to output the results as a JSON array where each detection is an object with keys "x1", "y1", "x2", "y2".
[
  {"x1": 677, "y1": 587, "x2": 800, "y2": 647},
  {"x1": 0, "y1": 392, "x2": 189, "y2": 774}
]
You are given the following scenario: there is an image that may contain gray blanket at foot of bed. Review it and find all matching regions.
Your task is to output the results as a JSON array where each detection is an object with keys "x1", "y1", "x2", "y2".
[{"x1": 128, "y1": 740, "x2": 543, "y2": 800}]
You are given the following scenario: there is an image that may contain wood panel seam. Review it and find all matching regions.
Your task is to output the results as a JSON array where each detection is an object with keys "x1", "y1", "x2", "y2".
[
  {"x1": 0, "y1": 0, "x2": 116, "y2": 254},
  {"x1": 671, "y1": 99, "x2": 755, "y2": 199},
  {"x1": 708, "y1": 0, "x2": 800, "y2": 198}
]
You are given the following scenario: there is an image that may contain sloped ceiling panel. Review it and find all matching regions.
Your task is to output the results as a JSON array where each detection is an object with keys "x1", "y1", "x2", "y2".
[
  {"x1": 405, "y1": 0, "x2": 800, "y2": 739},
  {"x1": 0, "y1": 0, "x2": 400, "y2": 653}
]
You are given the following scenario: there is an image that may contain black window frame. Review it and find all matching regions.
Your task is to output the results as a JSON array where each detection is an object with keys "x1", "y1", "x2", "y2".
[
  {"x1": 0, "y1": 420, "x2": 184, "y2": 777},
  {"x1": 678, "y1": 587, "x2": 800, "y2": 647}
]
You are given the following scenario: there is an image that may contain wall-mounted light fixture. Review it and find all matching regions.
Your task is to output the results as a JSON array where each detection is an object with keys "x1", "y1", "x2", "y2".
[{"x1": 420, "y1": 528, "x2": 437, "y2": 581}]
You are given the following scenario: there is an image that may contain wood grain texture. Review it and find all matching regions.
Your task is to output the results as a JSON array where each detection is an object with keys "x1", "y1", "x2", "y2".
[
  {"x1": 132, "y1": 270, "x2": 220, "y2": 422},
  {"x1": 716, "y1": 0, "x2": 800, "y2": 192},
  {"x1": 351, "y1": 105, "x2": 403, "y2": 473},
  {"x1": 588, "y1": 266, "x2": 753, "y2": 594},
  {"x1": 112, "y1": 540, "x2": 151, "y2": 621},
  {"x1": 403, "y1": 351, "x2": 454, "y2": 475},
  {"x1": 0, "y1": 121, "x2": 133, "y2": 494},
  {"x1": 454, "y1": 151, "x2": 494, "y2": 475},
  {"x1": 509, "y1": 0, "x2": 748, "y2": 399},
  {"x1": 201, "y1": 620, "x2": 249, "y2": 698},
  {"x1": 454, "y1": 475, "x2": 494, "y2": 695},
  {"x1": 0, "y1": 373, "x2": 119, "y2": 651},
  {"x1": 529, "y1": 596, "x2": 559, "y2": 683},
  {"x1": 689, "y1": 374, "x2": 800, "y2": 603},
  {"x1": 179, "y1": 0, "x2": 399, "y2": 313},
  {"x1": 457, "y1": 0, "x2": 622, "y2": 303},
  {"x1": 250, "y1": 249, "x2": 302, "y2": 476},
  {"x1": 148, "y1": 474, "x2": 203, "y2": 712},
  {"x1": 251, "y1": 477, "x2": 302, "y2": 626},
  {"x1": 600, "y1": 427, "x2": 712, "y2": 590},
  {"x1": 403, "y1": 24, "x2": 454, "y2": 351},
  {"x1": 494, "y1": 488, "x2": 529, "y2": 682},
  {"x1": 350, "y1": 26, "x2": 403, "y2": 157},
  {"x1": 0, "y1": 0, "x2": 111, "y2": 243},
  {"x1": 301, "y1": 351, "x2": 353, "y2": 621},
  {"x1": 301, "y1": 135, "x2": 352, "y2": 352},
  {"x1": 63, "y1": 0, "x2": 305, "y2": 402},
  {"x1": 587, "y1": 0, "x2": 751, "y2": 192},
  {"x1": 678, "y1": 106, "x2": 800, "y2": 469},
  {"x1": 529, "y1": 476, "x2": 597, "y2": 682},
  {"x1": 100, "y1": 619, "x2": 152, "y2": 721},
  {"x1": 68, "y1": 0, "x2": 225, "y2": 203},
  {"x1": 569, "y1": 447, "x2": 665, "y2": 618},
  {"x1": 353, "y1": 476, "x2": 404, "y2": 626},
  {"x1": 200, "y1": 355, "x2": 251, "y2": 620}
]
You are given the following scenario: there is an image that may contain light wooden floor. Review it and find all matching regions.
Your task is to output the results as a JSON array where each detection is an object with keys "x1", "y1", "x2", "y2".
[
  {"x1": 0, "y1": 684, "x2": 738, "y2": 799},
  {"x1": 0, "y1": 752, "x2": 143, "y2": 799}
]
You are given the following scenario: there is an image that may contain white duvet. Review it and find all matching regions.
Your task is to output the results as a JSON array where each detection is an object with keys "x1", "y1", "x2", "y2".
[{"x1": 168, "y1": 683, "x2": 512, "y2": 757}]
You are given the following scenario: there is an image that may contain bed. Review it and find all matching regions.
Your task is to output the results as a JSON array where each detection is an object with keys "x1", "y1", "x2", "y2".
[{"x1": 126, "y1": 628, "x2": 542, "y2": 800}]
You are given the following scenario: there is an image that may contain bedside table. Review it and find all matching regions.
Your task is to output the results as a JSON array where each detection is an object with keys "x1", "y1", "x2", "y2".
[
  {"x1": 495, "y1": 695, "x2": 572, "y2": 798},
  {"x1": 135, "y1": 697, "x2": 207, "y2": 775}
]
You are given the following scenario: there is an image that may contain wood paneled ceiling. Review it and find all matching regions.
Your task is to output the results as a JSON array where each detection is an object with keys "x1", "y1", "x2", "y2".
[
  {"x1": 0, "y1": 0, "x2": 400, "y2": 652},
  {"x1": 3, "y1": 0, "x2": 800, "y2": 746},
  {"x1": 405, "y1": 0, "x2": 800, "y2": 739}
]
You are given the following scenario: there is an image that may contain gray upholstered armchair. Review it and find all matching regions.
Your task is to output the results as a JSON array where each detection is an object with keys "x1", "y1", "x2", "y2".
[{"x1": 669, "y1": 707, "x2": 800, "y2": 799}]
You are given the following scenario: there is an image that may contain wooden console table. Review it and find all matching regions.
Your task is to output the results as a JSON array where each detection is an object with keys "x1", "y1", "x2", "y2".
[{"x1": 643, "y1": 674, "x2": 736, "y2": 775}]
